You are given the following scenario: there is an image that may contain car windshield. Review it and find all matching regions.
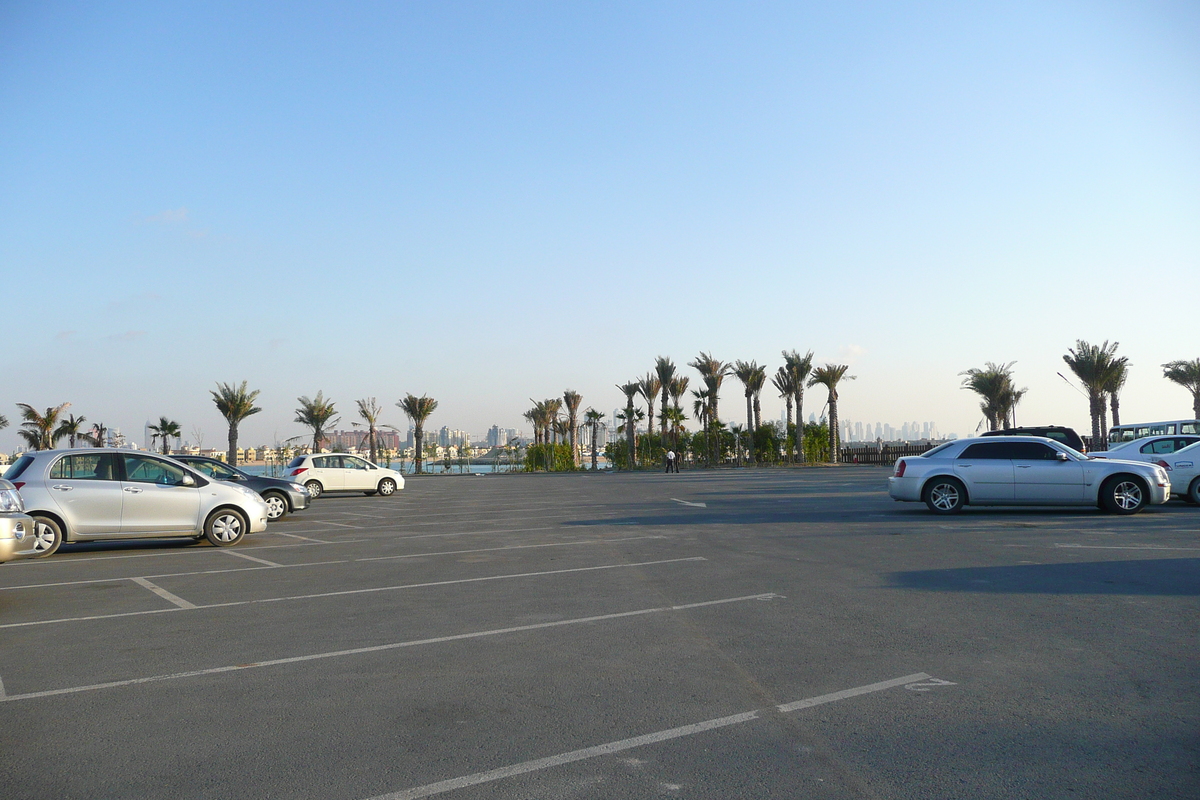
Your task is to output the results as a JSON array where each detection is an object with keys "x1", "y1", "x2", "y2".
[{"x1": 286, "y1": 456, "x2": 305, "y2": 468}]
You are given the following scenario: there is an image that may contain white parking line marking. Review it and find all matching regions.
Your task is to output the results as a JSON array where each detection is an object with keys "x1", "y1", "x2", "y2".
[
  {"x1": 265, "y1": 531, "x2": 334, "y2": 543},
  {"x1": 354, "y1": 535, "x2": 664, "y2": 563},
  {"x1": 221, "y1": 550, "x2": 283, "y2": 567},
  {"x1": 1054, "y1": 543, "x2": 1200, "y2": 551},
  {"x1": 0, "y1": 557, "x2": 708, "y2": 629},
  {"x1": 0, "y1": 593, "x2": 778, "y2": 702},
  {"x1": 314, "y1": 521, "x2": 363, "y2": 529},
  {"x1": 670, "y1": 499, "x2": 708, "y2": 508},
  {"x1": 367, "y1": 672, "x2": 932, "y2": 800},
  {"x1": 0, "y1": 561, "x2": 352, "y2": 591},
  {"x1": 130, "y1": 577, "x2": 197, "y2": 609}
]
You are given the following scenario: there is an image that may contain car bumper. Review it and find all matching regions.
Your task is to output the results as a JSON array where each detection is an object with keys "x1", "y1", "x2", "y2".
[
  {"x1": 288, "y1": 487, "x2": 311, "y2": 512},
  {"x1": 1150, "y1": 482, "x2": 1171, "y2": 505},
  {"x1": 0, "y1": 513, "x2": 37, "y2": 563},
  {"x1": 887, "y1": 476, "x2": 922, "y2": 502}
]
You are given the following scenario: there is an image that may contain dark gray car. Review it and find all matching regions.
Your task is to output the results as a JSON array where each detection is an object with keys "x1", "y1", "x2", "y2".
[{"x1": 171, "y1": 455, "x2": 310, "y2": 521}]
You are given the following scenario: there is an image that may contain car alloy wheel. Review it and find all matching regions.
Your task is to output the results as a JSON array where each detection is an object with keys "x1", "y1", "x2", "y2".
[
  {"x1": 924, "y1": 478, "x2": 965, "y2": 514},
  {"x1": 30, "y1": 515, "x2": 63, "y2": 558},
  {"x1": 204, "y1": 509, "x2": 247, "y2": 546},
  {"x1": 263, "y1": 492, "x2": 288, "y2": 521},
  {"x1": 1103, "y1": 477, "x2": 1147, "y2": 515}
]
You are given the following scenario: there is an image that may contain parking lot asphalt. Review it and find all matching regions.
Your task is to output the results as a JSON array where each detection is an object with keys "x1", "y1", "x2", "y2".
[{"x1": 1, "y1": 467, "x2": 1197, "y2": 800}]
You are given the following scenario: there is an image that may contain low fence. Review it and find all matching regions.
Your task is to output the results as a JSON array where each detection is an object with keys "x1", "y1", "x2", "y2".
[{"x1": 840, "y1": 443, "x2": 936, "y2": 465}]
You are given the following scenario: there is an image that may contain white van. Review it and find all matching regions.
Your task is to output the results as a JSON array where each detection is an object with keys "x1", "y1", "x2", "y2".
[{"x1": 1108, "y1": 420, "x2": 1200, "y2": 446}]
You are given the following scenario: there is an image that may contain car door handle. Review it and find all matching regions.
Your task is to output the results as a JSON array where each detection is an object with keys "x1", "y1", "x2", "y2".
[
  {"x1": 1016, "y1": 465, "x2": 1032, "y2": 469},
  {"x1": 957, "y1": 464, "x2": 972, "y2": 468},
  {"x1": 123, "y1": 487, "x2": 143, "y2": 494},
  {"x1": 52, "y1": 485, "x2": 73, "y2": 491}
]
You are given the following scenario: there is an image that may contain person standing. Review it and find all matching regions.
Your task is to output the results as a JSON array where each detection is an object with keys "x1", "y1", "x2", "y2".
[{"x1": 665, "y1": 449, "x2": 677, "y2": 473}]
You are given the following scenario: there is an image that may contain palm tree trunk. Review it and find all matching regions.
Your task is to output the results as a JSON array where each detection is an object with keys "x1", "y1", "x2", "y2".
[
  {"x1": 626, "y1": 403, "x2": 636, "y2": 470},
  {"x1": 1110, "y1": 394, "x2": 1120, "y2": 428},
  {"x1": 745, "y1": 394, "x2": 755, "y2": 466},
  {"x1": 1089, "y1": 393, "x2": 1103, "y2": 452},
  {"x1": 1100, "y1": 400, "x2": 1109, "y2": 447},
  {"x1": 794, "y1": 389, "x2": 804, "y2": 464},
  {"x1": 228, "y1": 425, "x2": 238, "y2": 466},
  {"x1": 828, "y1": 398, "x2": 839, "y2": 463},
  {"x1": 415, "y1": 426, "x2": 424, "y2": 473},
  {"x1": 785, "y1": 397, "x2": 793, "y2": 461}
]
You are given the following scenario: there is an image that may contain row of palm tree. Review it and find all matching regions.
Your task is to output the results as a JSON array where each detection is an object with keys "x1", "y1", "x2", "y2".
[
  {"x1": 615, "y1": 352, "x2": 854, "y2": 467},
  {"x1": 522, "y1": 391, "x2": 602, "y2": 470},
  {"x1": 3, "y1": 403, "x2": 118, "y2": 450},
  {"x1": 961, "y1": 344, "x2": 1200, "y2": 449}
]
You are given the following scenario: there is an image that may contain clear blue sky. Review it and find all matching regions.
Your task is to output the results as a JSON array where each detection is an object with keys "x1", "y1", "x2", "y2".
[{"x1": 2, "y1": 1, "x2": 1198, "y2": 450}]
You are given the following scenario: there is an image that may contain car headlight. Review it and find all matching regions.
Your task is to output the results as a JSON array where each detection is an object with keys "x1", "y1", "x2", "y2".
[
  {"x1": 0, "y1": 489, "x2": 24, "y2": 513},
  {"x1": 290, "y1": 483, "x2": 307, "y2": 494}
]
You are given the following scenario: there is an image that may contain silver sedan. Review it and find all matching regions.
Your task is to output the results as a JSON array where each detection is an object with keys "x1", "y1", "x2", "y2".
[{"x1": 888, "y1": 436, "x2": 1171, "y2": 514}]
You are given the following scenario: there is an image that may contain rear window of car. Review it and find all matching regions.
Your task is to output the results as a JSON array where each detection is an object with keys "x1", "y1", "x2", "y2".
[
  {"x1": 921, "y1": 442, "x2": 958, "y2": 458},
  {"x1": 286, "y1": 456, "x2": 306, "y2": 468},
  {"x1": 4, "y1": 455, "x2": 34, "y2": 480}
]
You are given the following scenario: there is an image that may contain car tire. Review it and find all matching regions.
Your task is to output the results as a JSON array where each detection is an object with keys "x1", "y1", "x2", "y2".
[
  {"x1": 923, "y1": 477, "x2": 966, "y2": 514},
  {"x1": 30, "y1": 515, "x2": 64, "y2": 558},
  {"x1": 377, "y1": 478, "x2": 397, "y2": 497},
  {"x1": 305, "y1": 481, "x2": 323, "y2": 499},
  {"x1": 262, "y1": 492, "x2": 288, "y2": 521},
  {"x1": 1101, "y1": 475, "x2": 1148, "y2": 515},
  {"x1": 1186, "y1": 477, "x2": 1200, "y2": 505},
  {"x1": 204, "y1": 509, "x2": 248, "y2": 547}
]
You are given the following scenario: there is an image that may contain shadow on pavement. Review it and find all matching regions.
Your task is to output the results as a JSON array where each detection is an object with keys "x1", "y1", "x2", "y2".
[{"x1": 888, "y1": 558, "x2": 1200, "y2": 596}]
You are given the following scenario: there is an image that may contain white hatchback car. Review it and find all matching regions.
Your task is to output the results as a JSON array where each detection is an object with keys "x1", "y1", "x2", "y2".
[
  {"x1": 284, "y1": 454, "x2": 404, "y2": 499},
  {"x1": 1088, "y1": 435, "x2": 1200, "y2": 463},
  {"x1": 1153, "y1": 441, "x2": 1200, "y2": 505},
  {"x1": 888, "y1": 436, "x2": 1171, "y2": 514}
]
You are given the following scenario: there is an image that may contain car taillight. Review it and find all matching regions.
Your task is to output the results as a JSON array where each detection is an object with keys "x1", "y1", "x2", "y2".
[
  {"x1": 1155, "y1": 459, "x2": 1171, "y2": 471},
  {"x1": 12, "y1": 482, "x2": 24, "y2": 490},
  {"x1": 894, "y1": 460, "x2": 906, "y2": 478},
  {"x1": 289, "y1": 467, "x2": 308, "y2": 476}
]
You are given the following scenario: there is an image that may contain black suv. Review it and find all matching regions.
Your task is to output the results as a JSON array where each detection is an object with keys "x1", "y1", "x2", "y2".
[{"x1": 981, "y1": 426, "x2": 1085, "y2": 452}]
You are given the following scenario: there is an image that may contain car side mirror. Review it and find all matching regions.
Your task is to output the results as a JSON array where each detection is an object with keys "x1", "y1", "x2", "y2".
[
  {"x1": 180, "y1": 474, "x2": 196, "y2": 486},
  {"x1": 1056, "y1": 452, "x2": 1069, "y2": 461}
]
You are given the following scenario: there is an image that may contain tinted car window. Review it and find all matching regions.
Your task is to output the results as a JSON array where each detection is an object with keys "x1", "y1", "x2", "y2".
[
  {"x1": 4, "y1": 455, "x2": 35, "y2": 480},
  {"x1": 1007, "y1": 442, "x2": 1059, "y2": 460},
  {"x1": 1182, "y1": 423, "x2": 1200, "y2": 435},
  {"x1": 123, "y1": 455, "x2": 188, "y2": 485},
  {"x1": 921, "y1": 442, "x2": 959, "y2": 458},
  {"x1": 959, "y1": 442, "x2": 1015, "y2": 459},
  {"x1": 51, "y1": 453, "x2": 120, "y2": 480},
  {"x1": 314, "y1": 455, "x2": 342, "y2": 469},
  {"x1": 286, "y1": 455, "x2": 306, "y2": 468},
  {"x1": 344, "y1": 457, "x2": 369, "y2": 470}
]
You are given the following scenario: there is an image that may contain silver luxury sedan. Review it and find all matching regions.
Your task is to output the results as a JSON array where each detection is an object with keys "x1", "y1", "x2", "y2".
[
  {"x1": 887, "y1": 436, "x2": 1171, "y2": 514},
  {"x1": 6, "y1": 448, "x2": 270, "y2": 556}
]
